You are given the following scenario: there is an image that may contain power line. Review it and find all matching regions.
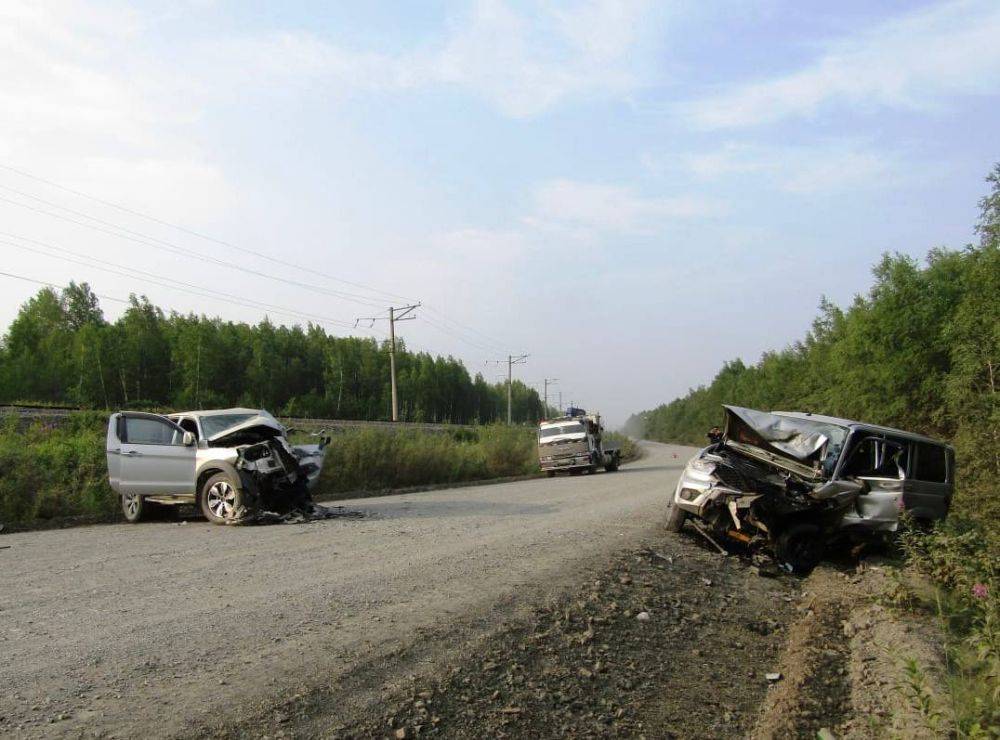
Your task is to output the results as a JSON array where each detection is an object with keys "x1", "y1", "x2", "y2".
[
  {"x1": 0, "y1": 269, "x2": 128, "y2": 304},
  {"x1": 0, "y1": 163, "x2": 417, "y2": 304},
  {"x1": 0, "y1": 191, "x2": 389, "y2": 309},
  {"x1": 0, "y1": 166, "x2": 515, "y2": 359},
  {"x1": 0, "y1": 233, "x2": 386, "y2": 334}
]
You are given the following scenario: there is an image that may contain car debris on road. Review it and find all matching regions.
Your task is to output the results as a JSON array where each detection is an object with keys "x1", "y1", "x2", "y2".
[{"x1": 665, "y1": 405, "x2": 954, "y2": 573}]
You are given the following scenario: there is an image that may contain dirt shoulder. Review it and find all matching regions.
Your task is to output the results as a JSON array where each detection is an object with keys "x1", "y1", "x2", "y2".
[
  {"x1": 211, "y1": 535, "x2": 801, "y2": 739},
  {"x1": 752, "y1": 561, "x2": 952, "y2": 739}
]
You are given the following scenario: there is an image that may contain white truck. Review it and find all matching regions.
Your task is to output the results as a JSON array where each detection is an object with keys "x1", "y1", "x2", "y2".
[{"x1": 537, "y1": 409, "x2": 621, "y2": 476}]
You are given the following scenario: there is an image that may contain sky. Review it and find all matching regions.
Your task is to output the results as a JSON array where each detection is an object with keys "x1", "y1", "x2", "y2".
[{"x1": 0, "y1": 0, "x2": 998, "y2": 426}]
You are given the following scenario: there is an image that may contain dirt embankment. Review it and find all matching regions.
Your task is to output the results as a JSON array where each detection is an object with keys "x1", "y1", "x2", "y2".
[{"x1": 752, "y1": 563, "x2": 952, "y2": 739}]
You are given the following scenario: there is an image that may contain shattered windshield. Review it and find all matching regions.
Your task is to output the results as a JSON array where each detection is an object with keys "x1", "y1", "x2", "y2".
[
  {"x1": 199, "y1": 413, "x2": 260, "y2": 438},
  {"x1": 539, "y1": 423, "x2": 586, "y2": 438}
]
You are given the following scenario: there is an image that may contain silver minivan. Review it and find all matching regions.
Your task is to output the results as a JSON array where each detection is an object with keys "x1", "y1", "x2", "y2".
[
  {"x1": 666, "y1": 406, "x2": 954, "y2": 572},
  {"x1": 106, "y1": 408, "x2": 327, "y2": 524}
]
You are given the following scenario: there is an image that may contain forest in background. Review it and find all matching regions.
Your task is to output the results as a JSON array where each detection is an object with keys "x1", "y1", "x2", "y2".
[
  {"x1": 0, "y1": 289, "x2": 546, "y2": 424},
  {"x1": 626, "y1": 164, "x2": 1000, "y2": 520}
]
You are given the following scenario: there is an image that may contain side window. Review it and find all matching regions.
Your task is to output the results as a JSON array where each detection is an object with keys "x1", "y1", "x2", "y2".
[
  {"x1": 914, "y1": 443, "x2": 948, "y2": 483},
  {"x1": 842, "y1": 436, "x2": 908, "y2": 479},
  {"x1": 177, "y1": 418, "x2": 199, "y2": 439},
  {"x1": 125, "y1": 417, "x2": 181, "y2": 445}
]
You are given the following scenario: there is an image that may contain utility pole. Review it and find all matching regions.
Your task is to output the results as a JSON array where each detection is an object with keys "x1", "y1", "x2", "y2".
[
  {"x1": 558, "y1": 391, "x2": 563, "y2": 415},
  {"x1": 356, "y1": 304, "x2": 420, "y2": 422},
  {"x1": 507, "y1": 354, "x2": 528, "y2": 424},
  {"x1": 490, "y1": 354, "x2": 528, "y2": 425},
  {"x1": 543, "y1": 378, "x2": 558, "y2": 417}
]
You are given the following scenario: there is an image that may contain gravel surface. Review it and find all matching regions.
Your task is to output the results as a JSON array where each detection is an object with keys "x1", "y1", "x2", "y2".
[{"x1": 1, "y1": 441, "x2": 700, "y2": 739}]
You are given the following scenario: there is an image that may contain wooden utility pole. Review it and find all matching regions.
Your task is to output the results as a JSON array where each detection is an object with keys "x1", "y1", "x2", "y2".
[
  {"x1": 543, "y1": 377, "x2": 558, "y2": 417},
  {"x1": 505, "y1": 354, "x2": 528, "y2": 425},
  {"x1": 356, "y1": 304, "x2": 420, "y2": 422}
]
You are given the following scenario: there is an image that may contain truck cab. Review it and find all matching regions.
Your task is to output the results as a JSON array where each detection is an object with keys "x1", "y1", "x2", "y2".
[{"x1": 538, "y1": 409, "x2": 621, "y2": 476}]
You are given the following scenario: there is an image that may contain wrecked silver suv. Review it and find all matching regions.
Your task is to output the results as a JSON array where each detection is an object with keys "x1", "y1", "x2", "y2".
[
  {"x1": 665, "y1": 406, "x2": 954, "y2": 573},
  {"x1": 106, "y1": 408, "x2": 329, "y2": 524}
]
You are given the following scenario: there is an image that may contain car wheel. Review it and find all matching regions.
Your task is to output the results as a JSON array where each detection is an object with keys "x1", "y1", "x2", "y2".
[
  {"x1": 199, "y1": 473, "x2": 242, "y2": 524},
  {"x1": 122, "y1": 492, "x2": 145, "y2": 523},
  {"x1": 605, "y1": 460, "x2": 619, "y2": 472},
  {"x1": 774, "y1": 523, "x2": 825, "y2": 575},
  {"x1": 664, "y1": 496, "x2": 687, "y2": 532}
]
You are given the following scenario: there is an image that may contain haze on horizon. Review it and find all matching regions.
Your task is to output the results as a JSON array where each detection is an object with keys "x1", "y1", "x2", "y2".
[{"x1": 1, "y1": 0, "x2": 998, "y2": 426}]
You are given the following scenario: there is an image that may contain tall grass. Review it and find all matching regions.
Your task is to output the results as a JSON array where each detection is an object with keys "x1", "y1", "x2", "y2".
[
  {"x1": 898, "y1": 518, "x2": 1000, "y2": 735},
  {"x1": 0, "y1": 415, "x2": 542, "y2": 527},
  {"x1": 0, "y1": 412, "x2": 115, "y2": 526},
  {"x1": 313, "y1": 425, "x2": 538, "y2": 495}
]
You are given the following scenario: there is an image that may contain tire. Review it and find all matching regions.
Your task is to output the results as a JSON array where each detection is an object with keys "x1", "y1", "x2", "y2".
[
  {"x1": 199, "y1": 473, "x2": 243, "y2": 524},
  {"x1": 121, "y1": 492, "x2": 145, "y2": 523},
  {"x1": 664, "y1": 495, "x2": 688, "y2": 532},
  {"x1": 546, "y1": 471, "x2": 556, "y2": 478},
  {"x1": 605, "y1": 458, "x2": 619, "y2": 472},
  {"x1": 774, "y1": 523, "x2": 825, "y2": 575}
]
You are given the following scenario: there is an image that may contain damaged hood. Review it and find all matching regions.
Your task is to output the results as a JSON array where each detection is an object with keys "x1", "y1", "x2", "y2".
[
  {"x1": 200, "y1": 409, "x2": 285, "y2": 444},
  {"x1": 722, "y1": 406, "x2": 850, "y2": 481}
]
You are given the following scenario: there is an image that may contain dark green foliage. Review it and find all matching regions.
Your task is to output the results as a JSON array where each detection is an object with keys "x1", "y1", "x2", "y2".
[
  {"x1": 0, "y1": 412, "x2": 116, "y2": 525},
  {"x1": 628, "y1": 164, "x2": 1000, "y2": 520},
  {"x1": 0, "y1": 291, "x2": 545, "y2": 424}
]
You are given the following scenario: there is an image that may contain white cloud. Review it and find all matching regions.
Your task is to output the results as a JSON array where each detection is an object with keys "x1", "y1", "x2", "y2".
[
  {"x1": 672, "y1": 141, "x2": 895, "y2": 194},
  {"x1": 0, "y1": 0, "x2": 231, "y2": 217},
  {"x1": 209, "y1": 0, "x2": 654, "y2": 118},
  {"x1": 682, "y1": 0, "x2": 1000, "y2": 129},
  {"x1": 527, "y1": 178, "x2": 720, "y2": 234}
]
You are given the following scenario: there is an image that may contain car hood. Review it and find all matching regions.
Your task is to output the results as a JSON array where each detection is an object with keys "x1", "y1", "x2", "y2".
[{"x1": 203, "y1": 409, "x2": 285, "y2": 444}]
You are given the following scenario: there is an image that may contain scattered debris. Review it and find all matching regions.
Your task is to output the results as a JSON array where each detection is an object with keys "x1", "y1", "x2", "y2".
[{"x1": 765, "y1": 672, "x2": 783, "y2": 683}]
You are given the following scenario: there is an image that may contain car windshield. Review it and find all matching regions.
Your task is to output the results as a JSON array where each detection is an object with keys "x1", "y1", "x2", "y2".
[
  {"x1": 199, "y1": 413, "x2": 262, "y2": 438},
  {"x1": 539, "y1": 423, "x2": 586, "y2": 438}
]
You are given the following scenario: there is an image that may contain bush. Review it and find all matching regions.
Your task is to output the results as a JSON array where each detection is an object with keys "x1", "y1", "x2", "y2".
[
  {"x1": 0, "y1": 412, "x2": 117, "y2": 525},
  {"x1": 900, "y1": 516, "x2": 1000, "y2": 735},
  {"x1": 313, "y1": 425, "x2": 538, "y2": 495}
]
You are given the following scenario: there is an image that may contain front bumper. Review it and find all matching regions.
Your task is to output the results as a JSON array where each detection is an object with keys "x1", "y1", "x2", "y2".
[
  {"x1": 673, "y1": 461, "x2": 743, "y2": 516},
  {"x1": 541, "y1": 453, "x2": 593, "y2": 472}
]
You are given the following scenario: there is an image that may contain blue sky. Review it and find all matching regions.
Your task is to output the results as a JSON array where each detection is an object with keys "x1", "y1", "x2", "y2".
[{"x1": 1, "y1": 0, "x2": 998, "y2": 424}]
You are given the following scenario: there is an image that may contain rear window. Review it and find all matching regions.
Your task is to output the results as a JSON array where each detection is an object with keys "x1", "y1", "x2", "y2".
[{"x1": 914, "y1": 443, "x2": 948, "y2": 482}]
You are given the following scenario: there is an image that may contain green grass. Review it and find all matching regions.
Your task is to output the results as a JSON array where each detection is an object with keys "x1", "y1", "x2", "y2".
[
  {"x1": 311, "y1": 425, "x2": 539, "y2": 495},
  {"x1": 0, "y1": 414, "x2": 543, "y2": 527},
  {"x1": 0, "y1": 411, "x2": 116, "y2": 526},
  {"x1": 897, "y1": 517, "x2": 1000, "y2": 736}
]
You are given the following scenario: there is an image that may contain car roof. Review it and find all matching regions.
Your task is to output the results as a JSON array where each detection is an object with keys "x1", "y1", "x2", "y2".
[
  {"x1": 168, "y1": 407, "x2": 266, "y2": 418},
  {"x1": 771, "y1": 411, "x2": 950, "y2": 447}
]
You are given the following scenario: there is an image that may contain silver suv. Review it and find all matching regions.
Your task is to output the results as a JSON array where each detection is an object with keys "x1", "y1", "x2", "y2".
[{"x1": 106, "y1": 408, "x2": 327, "y2": 524}]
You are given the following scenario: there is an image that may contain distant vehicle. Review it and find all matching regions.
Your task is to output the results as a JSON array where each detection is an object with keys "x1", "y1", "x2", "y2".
[
  {"x1": 666, "y1": 405, "x2": 954, "y2": 573},
  {"x1": 538, "y1": 409, "x2": 621, "y2": 476},
  {"x1": 106, "y1": 408, "x2": 328, "y2": 524}
]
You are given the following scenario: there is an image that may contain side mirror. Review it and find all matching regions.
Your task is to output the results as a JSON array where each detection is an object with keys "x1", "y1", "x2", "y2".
[{"x1": 182, "y1": 431, "x2": 195, "y2": 447}]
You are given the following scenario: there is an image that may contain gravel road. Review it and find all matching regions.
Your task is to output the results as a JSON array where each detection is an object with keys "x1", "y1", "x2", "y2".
[{"x1": 0, "y1": 441, "x2": 696, "y2": 738}]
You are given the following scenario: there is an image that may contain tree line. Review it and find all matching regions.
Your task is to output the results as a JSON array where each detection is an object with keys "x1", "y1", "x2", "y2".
[
  {"x1": 0, "y1": 289, "x2": 547, "y2": 424},
  {"x1": 626, "y1": 164, "x2": 1000, "y2": 517}
]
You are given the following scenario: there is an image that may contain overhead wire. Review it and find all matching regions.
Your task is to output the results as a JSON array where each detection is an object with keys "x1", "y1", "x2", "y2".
[
  {"x1": 0, "y1": 269, "x2": 128, "y2": 304},
  {"x1": 0, "y1": 190, "x2": 388, "y2": 309},
  {"x1": 0, "y1": 164, "x2": 417, "y2": 303},
  {"x1": 0, "y1": 233, "x2": 386, "y2": 335},
  {"x1": 0, "y1": 166, "x2": 515, "y2": 354}
]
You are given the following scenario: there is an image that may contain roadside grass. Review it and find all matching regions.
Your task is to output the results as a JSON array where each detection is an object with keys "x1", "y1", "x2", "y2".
[
  {"x1": 891, "y1": 517, "x2": 1000, "y2": 737},
  {"x1": 0, "y1": 412, "x2": 115, "y2": 526},
  {"x1": 0, "y1": 415, "x2": 543, "y2": 528},
  {"x1": 311, "y1": 425, "x2": 539, "y2": 495},
  {"x1": 605, "y1": 431, "x2": 640, "y2": 463}
]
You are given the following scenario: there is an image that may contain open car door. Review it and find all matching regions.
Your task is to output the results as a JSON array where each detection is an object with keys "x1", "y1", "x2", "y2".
[{"x1": 118, "y1": 412, "x2": 197, "y2": 496}]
